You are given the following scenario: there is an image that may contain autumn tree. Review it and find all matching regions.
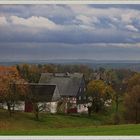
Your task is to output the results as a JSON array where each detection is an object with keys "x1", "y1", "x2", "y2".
[
  {"x1": 0, "y1": 66, "x2": 28, "y2": 116},
  {"x1": 26, "y1": 84, "x2": 49, "y2": 121},
  {"x1": 124, "y1": 73, "x2": 140, "y2": 123},
  {"x1": 32, "y1": 101, "x2": 46, "y2": 121},
  {"x1": 104, "y1": 70, "x2": 122, "y2": 113},
  {"x1": 124, "y1": 85, "x2": 140, "y2": 123},
  {"x1": 87, "y1": 80, "x2": 114, "y2": 113},
  {"x1": 17, "y1": 64, "x2": 40, "y2": 83}
]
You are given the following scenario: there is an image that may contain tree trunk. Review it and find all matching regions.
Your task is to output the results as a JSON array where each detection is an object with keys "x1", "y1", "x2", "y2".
[
  {"x1": 12, "y1": 102, "x2": 15, "y2": 113},
  {"x1": 135, "y1": 105, "x2": 138, "y2": 124},
  {"x1": 88, "y1": 106, "x2": 92, "y2": 116},
  {"x1": 115, "y1": 95, "x2": 119, "y2": 113},
  {"x1": 7, "y1": 102, "x2": 12, "y2": 117},
  {"x1": 33, "y1": 103, "x2": 39, "y2": 121},
  {"x1": 35, "y1": 111, "x2": 39, "y2": 120}
]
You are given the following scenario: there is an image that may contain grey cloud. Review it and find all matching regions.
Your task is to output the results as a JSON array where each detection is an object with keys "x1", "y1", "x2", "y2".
[
  {"x1": 1, "y1": 42, "x2": 140, "y2": 60},
  {"x1": 1, "y1": 5, "x2": 140, "y2": 60}
]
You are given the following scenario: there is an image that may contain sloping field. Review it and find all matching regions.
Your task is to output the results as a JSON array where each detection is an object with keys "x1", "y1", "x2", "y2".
[{"x1": 0, "y1": 110, "x2": 139, "y2": 135}]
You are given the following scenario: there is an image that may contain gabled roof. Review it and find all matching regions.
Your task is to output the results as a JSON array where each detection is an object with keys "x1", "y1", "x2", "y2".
[
  {"x1": 27, "y1": 83, "x2": 60, "y2": 102},
  {"x1": 39, "y1": 73, "x2": 84, "y2": 97}
]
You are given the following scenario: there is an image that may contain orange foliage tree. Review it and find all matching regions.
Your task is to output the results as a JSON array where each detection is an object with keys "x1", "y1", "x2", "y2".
[{"x1": 0, "y1": 66, "x2": 28, "y2": 116}]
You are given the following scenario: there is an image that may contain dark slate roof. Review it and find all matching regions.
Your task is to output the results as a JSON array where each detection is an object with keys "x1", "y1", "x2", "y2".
[
  {"x1": 27, "y1": 83, "x2": 60, "y2": 102},
  {"x1": 39, "y1": 73, "x2": 84, "y2": 97}
]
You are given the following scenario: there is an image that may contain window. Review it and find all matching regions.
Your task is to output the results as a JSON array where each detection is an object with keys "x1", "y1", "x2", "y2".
[{"x1": 84, "y1": 88, "x2": 86, "y2": 92}]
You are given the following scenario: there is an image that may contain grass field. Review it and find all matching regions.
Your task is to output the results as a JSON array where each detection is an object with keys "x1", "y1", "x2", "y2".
[
  {"x1": 0, "y1": 109, "x2": 140, "y2": 135},
  {"x1": 0, "y1": 124, "x2": 140, "y2": 135}
]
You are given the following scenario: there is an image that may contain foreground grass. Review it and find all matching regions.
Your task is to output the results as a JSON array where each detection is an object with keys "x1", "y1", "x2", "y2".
[
  {"x1": 0, "y1": 109, "x2": 140, "y2": 135},
  {"x1": 0, "y1": 124, "x2": 140, "y2": 135}
]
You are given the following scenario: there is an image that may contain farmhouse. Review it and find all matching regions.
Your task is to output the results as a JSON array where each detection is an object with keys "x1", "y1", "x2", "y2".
[
  {"x1": 39, "y1": 73, "x2": 88, "y2": 113},
  {"x1": 1, "y1": 84, "x2": 61, "y2": 114},
  {"x1": 1, "y1": 72, "x2": 88, "y2": 114},
  {"x1": 25, "y1": 83, "x2": 61, "y2": 113}
]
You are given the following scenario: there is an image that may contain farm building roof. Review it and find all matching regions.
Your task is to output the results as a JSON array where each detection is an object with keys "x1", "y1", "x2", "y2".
[
  {"x1": 27, "y1": 83, "x2": 60, "y2": 102},
  {"x1": 39, "y1": 73, "x2": 84, "y2": 97}
]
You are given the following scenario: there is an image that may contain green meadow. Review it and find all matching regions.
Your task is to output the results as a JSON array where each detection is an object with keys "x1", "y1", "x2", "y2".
[{"x1": 0, "y1": 109, "x2": 140, "y2": 135}]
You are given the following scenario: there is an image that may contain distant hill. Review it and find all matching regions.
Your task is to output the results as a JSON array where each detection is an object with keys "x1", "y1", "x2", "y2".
[{"x1": 1, "y1": 59, "x2": 140, "y2": 72}]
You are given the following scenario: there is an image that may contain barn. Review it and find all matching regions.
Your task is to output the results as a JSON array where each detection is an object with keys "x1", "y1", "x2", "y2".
[{"x1": 25, "y1": 83, "x2": 61, "y2": 113}]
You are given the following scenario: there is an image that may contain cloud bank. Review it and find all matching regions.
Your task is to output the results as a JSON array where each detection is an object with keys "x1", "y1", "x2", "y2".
[{"x1": 0, "y1": 4, "x2": 140, "y2": 60}]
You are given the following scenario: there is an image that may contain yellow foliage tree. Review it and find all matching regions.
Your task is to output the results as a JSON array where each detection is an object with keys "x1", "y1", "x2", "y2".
[{"x1": 87, "y1": 80, "x2": 114, "y2": 113}]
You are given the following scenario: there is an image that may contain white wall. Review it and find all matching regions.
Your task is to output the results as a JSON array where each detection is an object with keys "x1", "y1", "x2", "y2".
[
  {"x1": 38, "y1": 102, "x2": 58, "y2": 113},
  {"x1": 1, "y1": 101, "x2": 58, "y2": 113},
  {"x1": 1, "y1": 101, "x2": 25, "y2": 111},
  {"x1": 77, "y1": 104, "x2": 88, "y2": 114},
  {"x1": 46, "y1": 102, "x2": 58, "y2": 113}
]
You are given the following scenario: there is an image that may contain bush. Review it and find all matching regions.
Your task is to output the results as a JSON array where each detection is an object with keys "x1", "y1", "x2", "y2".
[{"x1": 113, "y1": 113, "x2": 121, "y2": 125}]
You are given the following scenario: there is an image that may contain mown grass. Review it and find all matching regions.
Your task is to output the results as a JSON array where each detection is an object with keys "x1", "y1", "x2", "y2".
[
  {"x1": 0, "y1": 109, "x2": 140, "y2": 135},
  {"x1": 0, "y1": 124, "x2": 140, "y2": 135}
]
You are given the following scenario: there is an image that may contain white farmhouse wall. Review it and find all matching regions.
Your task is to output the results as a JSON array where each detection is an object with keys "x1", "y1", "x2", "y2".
[
  {"x1": 14, "y1": 101, "x2": 25, "y2": 111},
  {"x1": 38, "y1": 102, "x2": 58, "y2": 113},
  {"x1": 49, "y1": 102, "x2": 58, "y2": 113},
  {"x1": 2, "y1": 101, "x2": 25, "y2": 111},
  {"x1": 1, "y1": 101, "x2": 58, "y2": 113},
  {"x1": 77, "y1": 104, "x2": 88, "y2": 114}
]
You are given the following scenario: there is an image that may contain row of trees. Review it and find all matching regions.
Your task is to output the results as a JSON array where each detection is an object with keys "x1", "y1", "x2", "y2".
[
  {"x1": 124, "y1": 74, "x2": 140, "y2": 123},
  {"x1": 87, "y1": 71, "x2": 140, "y2": 124},
  {"x1": 16, "y1": 64, "x2": 94, "y2": 83}
]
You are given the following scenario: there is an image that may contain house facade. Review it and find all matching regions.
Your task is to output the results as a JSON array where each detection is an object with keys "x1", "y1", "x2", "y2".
[
  {"x1": 39, "y1": 73, "x2": 88, "y2": 113},
  {"x1": 25, "y1": 83, "x2": 61, "y2": 113},
  {"x1": 1, "y1": 84, "x2": 61, "y2": 114}
]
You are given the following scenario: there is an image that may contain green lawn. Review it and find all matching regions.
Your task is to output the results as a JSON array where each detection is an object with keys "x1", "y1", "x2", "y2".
[
  {"x1": 0, "y1": 109, "x2": 140, "y2": 135},
  {"x1": 0, "y1": 124, "x2": 140, "y2": 135}
]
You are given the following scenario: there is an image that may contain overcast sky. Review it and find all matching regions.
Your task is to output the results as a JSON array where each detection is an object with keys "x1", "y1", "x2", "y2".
[{"x1": 0, "y1": 4, "x2": 140, "y2": 61}]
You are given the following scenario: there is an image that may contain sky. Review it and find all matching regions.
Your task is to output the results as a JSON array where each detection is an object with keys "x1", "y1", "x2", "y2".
[{"x1": 0, "y1": 4, "x2": 140, "y2": 61}]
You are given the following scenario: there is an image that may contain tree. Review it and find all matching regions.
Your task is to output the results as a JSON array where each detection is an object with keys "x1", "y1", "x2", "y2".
[
  {"x1": 0, "y1": 66, "x2": 27, "y2": 116},
  {"x1": 127, "y1": 73, "x2": 140, "y2": 91},
  {"x1": 32, "y1": 102, "x2": 46, "y2": 120},
  {"x1": 124, "y1": 73, "x2": 140, "y2": 123},
  {"x1": 124, "y1": 85, "x2": 140, "y2": 123},
  {"x1": 27, "y1": 85, "x2": 48, "y2": 121},
  {"x1": 17, "y1": 64, "x2": 40, "y2": 83},
  {"x1": 87, "y1": 80, "x2": 114, "y2": 113},
  {"x1": 105, "y1": 70, "x2": 122, "y2": 113}
]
